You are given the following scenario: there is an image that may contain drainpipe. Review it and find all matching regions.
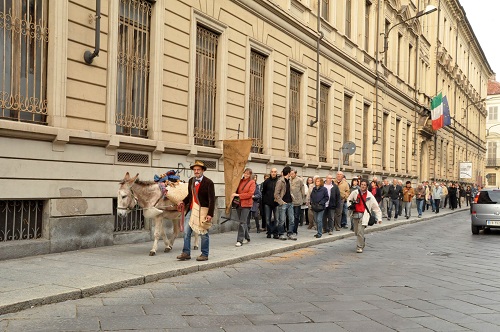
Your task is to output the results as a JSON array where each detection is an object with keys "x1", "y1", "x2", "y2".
[
  {"x1": 432, "y1": 0, "x2": 442, "y2": 180},
  {"x1": 84, "y1": 0, "x2": 101, "y2": 65},
  {"x1": 413, "y1": 0, "x2": 421, "y2": 156},
  {"x1": 373, "y1": 0, "x2": 382, "y2": 144},
  {"x1": 310, "y1": 1, "x2": 324, "y2": 126}
]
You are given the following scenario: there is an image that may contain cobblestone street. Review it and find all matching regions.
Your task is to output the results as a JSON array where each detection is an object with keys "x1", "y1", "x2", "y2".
[{"x1": 2, "y1": 210, "x2": 500, "y2": 331}]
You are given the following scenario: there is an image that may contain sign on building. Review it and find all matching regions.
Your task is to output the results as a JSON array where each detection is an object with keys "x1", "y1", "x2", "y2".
[{"x1": 459, "y1": 161, "x2": 473, "y2": 179}]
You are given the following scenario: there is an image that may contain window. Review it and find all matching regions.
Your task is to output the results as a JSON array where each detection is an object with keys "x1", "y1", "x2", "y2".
[
  {"x1": 319, "y1": 84, "x2": 329, "y2": 162},
  {"x1": 343, "y1": 95, "x2": 351, "y2": 144},
  {"x1": 408, "y1": 44, "x2": 413, "y2": 84},
  {"x1": 289, "y1": 70, "x2": 301, "y2": 159},
  {"x1": 194, "y1": 25, "x2": 219, "y2": 147},
  {"x1": 397, "y1": 33, "x2": 402, "y2": 76},
  {"x1": 321, "y1": 0, "x2": 329, "y2": 21},
  {"x1": 384, "y1": 20, "x2": 390, "y2": 66},
  {"x1": 489, "y1": 106, "x2": 498, "y2": 121},
  {"x1": 345, "y1": 0, "x2": 352, "y2": 39},
  {"x1": 406, "y1": 123, "x2": 412, "y2": 172},
  {"x1": 0, "y1": 0, "x2": 48, "y2": 124},
  {"x1": 488, "y1": 142, "x2": 497, "y2": 165},
  {"x1": 364, "y1": 1, "x2": 371, "y2": 52},
  {"x1": 395, "y1": 118, "x2": 400, "y2": 171},
  {"x1": 362, "y1": 104, "x2": 369, "y2": 167},
  {"x1": 249, "y1": 51, "x2": 266, "y2": 153},
  {"x1": 484, "y1": 176, "x2": 497, "y2": 189},
  {"x1": 382, "y1": 113, "x2": 389, "y2": 169},
  {"x1": 116, "y1": 0, "x2": 152, "y2": 137}
]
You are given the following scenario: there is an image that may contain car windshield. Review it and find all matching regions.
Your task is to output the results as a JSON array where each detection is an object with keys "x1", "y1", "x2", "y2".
[{"x1": 477, "y1": 191, "x2": 500, "y2": 204}]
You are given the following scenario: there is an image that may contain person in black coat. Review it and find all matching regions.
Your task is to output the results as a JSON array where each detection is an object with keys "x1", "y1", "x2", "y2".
[
  {"x1": 448, "y1": 184, "x2": 458, "y2": 210},
  {"x1": 387, "y1": 179, "x2": 403, "y2": 220},
  {"x1": 310, "y1": 178, "x2": 330, "y2": 238},
  {"x1": 261, "y1": 168, "x2": 279, "y2": 238},
  {"x1": 326, "y1": 182, "x2": 341, "y2": 234}
]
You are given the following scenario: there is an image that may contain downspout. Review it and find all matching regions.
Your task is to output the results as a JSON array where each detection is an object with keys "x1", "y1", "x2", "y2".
[
  {"x1": 413, "y1": 0, "x2": 421, "y2": 156},
  {"x1": 84, "y1": 0, "x2": 101, "y2": 65},
  {"x1": 433, "y1": 0, "x2": 442, "y2": 180},
  {"x1": 373, "y1": 0, "x2": 382, "y2": 144},
  {"x1": 310, "y1": 1, "x2": 324, "y2": 126},
  {"x1": 452, "y1": 25, "x2": 459, "y2": 166}
]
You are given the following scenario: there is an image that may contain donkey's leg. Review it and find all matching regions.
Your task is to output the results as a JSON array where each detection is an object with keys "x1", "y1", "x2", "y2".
[
  {"x1": 160, "y1": 218, "x2": 171, "y2": 252},
  {"x1": 150, "y1": 216, "x2": 162, "y2": 256},
  {"x1": 164, "y1": 213, "x2": 179, "y2": 252},
  {"x1": 194, "y1": 232, "x2": 199, "y2": 250}
]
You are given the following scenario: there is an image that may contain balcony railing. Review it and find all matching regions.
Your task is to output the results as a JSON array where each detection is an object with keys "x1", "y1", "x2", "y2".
[{"x1": 486, "y1": 158, "x2": 500, "y2": 167}]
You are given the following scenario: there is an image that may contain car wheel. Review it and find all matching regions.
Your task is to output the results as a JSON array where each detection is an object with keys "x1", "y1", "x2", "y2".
[
  {"x1": 471, "y1": 225, "x2": 480, "y2": 235},
  {"x1": 484, "y1": 227, "x2": 491, "y2": 234}
]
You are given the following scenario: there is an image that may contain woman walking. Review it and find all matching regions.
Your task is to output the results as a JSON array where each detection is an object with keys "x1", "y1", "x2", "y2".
[
  {"x1": 309, "y1": 177, "x2": 329, "y2": 238},
  {"x1": 231, "y1": 168, "x2": 256, "y2": 247}
]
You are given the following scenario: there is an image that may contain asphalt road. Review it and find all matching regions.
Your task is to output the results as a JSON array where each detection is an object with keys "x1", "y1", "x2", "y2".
[{"x1": 2, "y1": 210, "x2": 500, "y2": 332}]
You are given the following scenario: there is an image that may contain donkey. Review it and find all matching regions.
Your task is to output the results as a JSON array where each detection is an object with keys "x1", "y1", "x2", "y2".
[{"x1": 117, "y1": 172, "x2": 198, "y2": 256}]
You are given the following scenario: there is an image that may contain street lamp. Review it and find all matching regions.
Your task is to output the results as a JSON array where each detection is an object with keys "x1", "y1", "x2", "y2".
[
  {"x1": 486, "y1": 123, "x2": 500, "y2": 136},
  {"x1": 381, "y1": 5, "x2": 437, "y2": 54}
]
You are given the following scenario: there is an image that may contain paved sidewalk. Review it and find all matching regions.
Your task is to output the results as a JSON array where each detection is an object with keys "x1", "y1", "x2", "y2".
[{"x1": 0, "y1": 206, "x2": 469, "y2": 315}]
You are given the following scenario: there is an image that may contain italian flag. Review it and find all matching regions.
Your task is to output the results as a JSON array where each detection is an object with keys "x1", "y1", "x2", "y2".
[{"x1": 431, "y1": 93, "x2": 444, "y2": 130}]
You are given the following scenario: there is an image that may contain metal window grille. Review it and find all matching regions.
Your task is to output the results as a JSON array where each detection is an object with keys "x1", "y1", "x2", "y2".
[
  {"x1": 362, "y1": 104, "x2": 369, "y2": 167},
  {"x1": 112, "y1": 199, "x2": 144, "y2": 232},
  {"x1": 194, "y1": 25, "x2": 218, "y2": 147},
  {"x1": 116, "y1": 0, "x2": 151, "y2": 138},
  {"x1": 289, "y1": 70, "x2": 301, "y2": 159},
  {"x1": 319, "y1": 84, "x2": 328, "y2": 162},
  {"x1": 197, "y1": 159, "x2": 217, "y2": 169},
  {"x1": 343, "y1": 95, "x2": 351, "y2": 145},
  {"x1": 345, "y1": 0, "x2": 351, "y2": 38},
  {"x1": 116, "y1": 151, "x2": 149, "y2": 164},
  {"x1": 249, "y1": 51, "x2": 265, "y2": 154},
  {"x1": 0, "y1": 0, "x2": 48, "y2": 124},
  {"x1": 0, "y1": 200, "x2": 43, "y2": 242},
  {"x1": 487, "y1": 173, "x2": 497, "y2": 187},
  {"x1": 321, "y1": 0, "x2": 329, "y2": 21}
]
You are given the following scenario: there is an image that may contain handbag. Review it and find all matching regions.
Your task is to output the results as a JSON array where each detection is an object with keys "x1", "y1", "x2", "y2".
[
  {"x1": 232, "y1": 179, "x2": 252, "y2": 209},
  {"x1": 358, "y1": 192, "x2": 377, "y2": 226},
  {"x1": 311, "y1": 202, "x2": 325, "y2": 212}
]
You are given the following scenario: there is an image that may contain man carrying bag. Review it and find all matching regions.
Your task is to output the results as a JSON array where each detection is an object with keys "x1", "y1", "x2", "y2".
[{"x1": 347, "y1": 179, "x2": 382, "y2": 253}]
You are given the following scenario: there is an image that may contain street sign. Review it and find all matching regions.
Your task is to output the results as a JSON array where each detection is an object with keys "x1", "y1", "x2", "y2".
[{"x1": 342, "y1": 141, "x2": 356, "y2": 155}]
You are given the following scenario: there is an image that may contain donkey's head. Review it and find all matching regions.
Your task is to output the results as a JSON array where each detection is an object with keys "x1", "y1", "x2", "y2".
[{"x1": 117, "y1": 172, "x2": 139, "y2": 218}]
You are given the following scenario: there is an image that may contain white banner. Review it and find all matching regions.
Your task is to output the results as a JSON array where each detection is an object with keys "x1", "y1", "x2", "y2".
[{"x1": 459, "y1": 161, "x2": 473, "y2": 179}]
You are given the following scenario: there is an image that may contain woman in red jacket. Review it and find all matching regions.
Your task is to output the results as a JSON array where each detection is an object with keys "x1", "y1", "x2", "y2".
[{"x1": 231, "y1": 168, "x2": 256, "y2": 247}]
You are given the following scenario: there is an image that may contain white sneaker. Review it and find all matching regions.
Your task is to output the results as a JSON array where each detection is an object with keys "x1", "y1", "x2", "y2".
[
  {"x1": 356, "y1": 248, "x2": 363, "y2": 253},
  {"x1": 235, "y1": 242, "x2": 242, "y2": 247},
  {"x1": 243, "y1": 239, "x2": 250, "y2": 244}
]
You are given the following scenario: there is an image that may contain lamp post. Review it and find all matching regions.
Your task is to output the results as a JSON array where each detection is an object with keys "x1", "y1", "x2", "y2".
[{"x1": 381, "y1": 5, "x2": 437, "y2": 55}]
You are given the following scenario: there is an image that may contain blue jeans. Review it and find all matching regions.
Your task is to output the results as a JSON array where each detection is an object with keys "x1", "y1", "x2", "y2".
[
  {"x1": 278, "y1": 203, "x2": 295, "y2": 236},
  {"x1": 341, "y1": 202, "x2": 348, "y2": 227},
  {"x1": 388, "y1": 199, "x2": 400, "y2": 218},
  {"x1": 314, "y1": 210, "x2": 324, "y2": 236},
  {"x1": 182, "y1": 210, "x2": 209, "y2": 257},
  {"x1": 293, "y1": 205, "x2": 301, "y2": 234},
  {"x1": 264, "y1": 204, "x2": 277, "y2": 235},
  {"x1": 416, "y1": 199, "x2": 424, "y2": 216}
]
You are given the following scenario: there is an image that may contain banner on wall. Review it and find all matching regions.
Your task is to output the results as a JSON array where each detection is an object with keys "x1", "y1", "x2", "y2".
[{"x1": 459, "y1": 161, "x2": 473, "y2": 179}]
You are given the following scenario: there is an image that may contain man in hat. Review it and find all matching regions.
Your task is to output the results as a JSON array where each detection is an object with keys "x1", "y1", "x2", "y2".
[{"x1": 177, "y1": 161, "x2": 216, "y2": 261}]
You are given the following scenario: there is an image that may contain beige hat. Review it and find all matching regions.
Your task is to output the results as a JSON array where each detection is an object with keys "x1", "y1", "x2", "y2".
[{"x1": 190, "y1": 160, "x2": 207, "y2": 171}]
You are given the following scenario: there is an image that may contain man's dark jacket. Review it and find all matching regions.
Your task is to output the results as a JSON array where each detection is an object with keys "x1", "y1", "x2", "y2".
[
  {"x1": 182, "y1": 176, "x2": 216, "y2": 217},
  {"x1": 388, "y1": 184, "x2": 403, "y2": 200},
  {"x1": 261, "y1": 176, "x2": 279, "y2": 207},
  {"x1": 328, "y1": 184, "x2": 342, "y2": 210}
]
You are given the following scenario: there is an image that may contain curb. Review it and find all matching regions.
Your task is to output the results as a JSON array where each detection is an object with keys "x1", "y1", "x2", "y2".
[{"x1": 0, "y1": 209, "x2": 468, "y2": 315}]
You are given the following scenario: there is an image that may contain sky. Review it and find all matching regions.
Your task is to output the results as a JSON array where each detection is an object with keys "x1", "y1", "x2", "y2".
[{"x1": 459, "y1": 0, "x2": 499, "y2": 77}]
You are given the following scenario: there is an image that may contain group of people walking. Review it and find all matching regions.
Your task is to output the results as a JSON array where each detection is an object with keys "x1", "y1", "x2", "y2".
[{"x1": 175, "y1": 160, "x2": 478, "y2": 261}]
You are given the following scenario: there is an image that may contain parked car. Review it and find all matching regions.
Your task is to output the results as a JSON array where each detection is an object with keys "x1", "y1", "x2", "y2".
[
  {"x1": 470, "y1": 191, "x2": 480, "y2": 213},
  {"x1": 471, "y1": 188, "x2": 500, "y2": 234}
]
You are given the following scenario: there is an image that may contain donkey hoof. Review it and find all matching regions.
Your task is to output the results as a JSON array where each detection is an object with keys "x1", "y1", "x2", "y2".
[
  {"x1": 164, "y1": 246, "x2": 172, "y2": 253},
  {"x1": 193, "y1": 246, "x2": 199, "y2": 250},
  {"x1": 149, "y1": 251, "x2": 156, "y2": 256}
]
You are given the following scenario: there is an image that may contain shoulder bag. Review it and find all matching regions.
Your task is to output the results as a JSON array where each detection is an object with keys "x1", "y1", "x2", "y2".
[
  {"x1": 232, "y1": 180, "x2": 253, "y2": 208},
  {"x1": 358, "y1": 191, "x2": 377, "y2": 226}
]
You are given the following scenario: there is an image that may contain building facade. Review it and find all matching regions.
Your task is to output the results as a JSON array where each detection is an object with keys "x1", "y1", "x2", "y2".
[
  {"x1": 0, "y1": 0, "x2": 493, "y2": 258},
  {"x1": 485, "y1": 79, "x2": 500, "y2": 187}
]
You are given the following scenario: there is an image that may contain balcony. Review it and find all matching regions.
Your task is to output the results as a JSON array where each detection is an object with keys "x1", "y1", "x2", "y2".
[{"x1": 486, "y1": 158, "x2": 500, "y2": 167}]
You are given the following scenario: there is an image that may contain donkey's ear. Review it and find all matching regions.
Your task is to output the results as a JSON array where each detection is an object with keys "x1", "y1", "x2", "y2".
[
  {"x1": 131, "y1": 173, "x2": 139, "y2": 182},
  {"x1": 124, "y1": 172, "x2": 130, "y2": 180}
]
